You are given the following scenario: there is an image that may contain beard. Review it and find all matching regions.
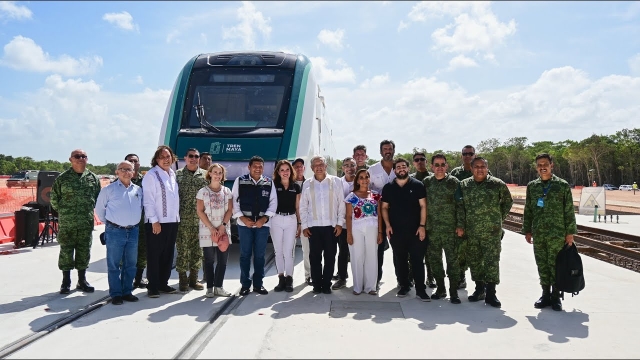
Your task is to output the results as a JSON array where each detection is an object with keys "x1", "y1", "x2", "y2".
[{"x1": 396, "y1": 172, "x2": 409, "y2": 180}]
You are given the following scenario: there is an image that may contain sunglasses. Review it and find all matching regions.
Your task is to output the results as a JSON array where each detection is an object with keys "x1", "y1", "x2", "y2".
[
  {"x1": 433, "y1": 163, "x2": 446, "y2": 168},
  {"x1": 462, "y1": 152, "x2": 475, "y2": 156},
  {"x1": 414, "y1": 158, "x2": 426, "y2": 162},
  {"x1": 187, "y1": 154, "x2": 200, "y2": 159},
  {"x1": 72, "y1": 154, "x2": 88, "y2": 159}
]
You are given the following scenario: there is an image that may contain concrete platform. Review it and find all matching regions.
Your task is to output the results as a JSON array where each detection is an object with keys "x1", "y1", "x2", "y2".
[
  {"x1": 1, "y1": 226, "x2": 639, "y2": 359},
  {"x1": 576, "y1": 214, "x2": 640, "y2": 237}
]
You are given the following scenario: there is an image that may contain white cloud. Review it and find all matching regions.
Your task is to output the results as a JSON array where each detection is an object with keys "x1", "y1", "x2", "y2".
[
  {"x1": 629, "y1": 53, "x2": 640, "y2": 76},
  {"x1": 446, "y1": 54, "x2": 479, "y2": 71},
  {"x1": 102, "y1": 11, "x2": 139, "y2": 32},
  {"x1": 360, "y1": 73, "x2": 390, "y2": 89},
  {"x1": 310, "y1": 56, "x2": 356, "y2": 84},
  {"x1": 317, "y1": 29, "x2": 345, "y2": 50},
  {"x1": 222, "y1": 1, "x2": 271, "y2": 49},
  {"x1": 324, "y1": 66, "x2": 640, "y2": 159},
  {"x1": 0, "y1": 1, "x2": 32, "y2": 20},
  {"x1": 0, "y1": 36, "x2": 103, "y2": 76},
  {"x1": 0, "y1": 75, "x2": 171, "y2": 163}
]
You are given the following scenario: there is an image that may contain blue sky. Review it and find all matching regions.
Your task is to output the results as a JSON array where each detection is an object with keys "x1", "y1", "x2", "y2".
[{"x1": 1, "y1": 1, "x2": 639, "y2": 165}]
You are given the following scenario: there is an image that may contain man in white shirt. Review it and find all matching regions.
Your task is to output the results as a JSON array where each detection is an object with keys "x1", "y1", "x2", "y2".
[
  {"x1": 142, "y1": 145, "x2": 181, "y2": 298},
  {"x1": 232, "y1": 156, "x2": 278, "y2": 296},
  {"x1": 300, "y1": 156, "x2": 346, "y2": 294},
  {"x1": 332, "y1": 157, "x2": 356, "y2": 290},
  {"x1": 367, "y1": 140, "x2": 397, "y2": 290}
]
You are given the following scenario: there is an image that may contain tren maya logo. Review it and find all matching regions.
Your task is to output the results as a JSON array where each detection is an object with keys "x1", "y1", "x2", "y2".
[{"x1": 210, "y1": 142, "x2": 222, "y2": 155}]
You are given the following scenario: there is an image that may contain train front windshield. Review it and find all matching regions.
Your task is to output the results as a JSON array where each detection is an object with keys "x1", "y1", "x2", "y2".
[{"x1": 182, "y1": 68, "x2": 294, "y2": 131}]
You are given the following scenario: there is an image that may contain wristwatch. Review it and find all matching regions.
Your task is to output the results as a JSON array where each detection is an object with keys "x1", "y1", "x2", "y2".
[{"x1": 222, "y1": 222, "x2": 227, "y2": 226}]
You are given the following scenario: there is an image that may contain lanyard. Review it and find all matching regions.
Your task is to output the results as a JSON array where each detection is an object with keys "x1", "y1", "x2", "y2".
[{"x1": 542, "y1": 181, "x2": 552, "y2": 197}]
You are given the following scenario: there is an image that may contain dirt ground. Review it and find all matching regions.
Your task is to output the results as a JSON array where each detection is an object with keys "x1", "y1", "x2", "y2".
[{"x1": 509, "y1": 186, "x2": 640, "y2": 214}]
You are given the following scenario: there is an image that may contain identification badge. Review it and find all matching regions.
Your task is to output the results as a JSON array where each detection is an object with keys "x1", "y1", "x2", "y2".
[{"x1": 537, "y1": 198, "x2": 544, "y2": 207}]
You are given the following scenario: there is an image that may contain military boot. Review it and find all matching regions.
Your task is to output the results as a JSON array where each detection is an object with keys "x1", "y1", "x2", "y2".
[
  {"x1": 179, "y1": 272, "x2": 190, "y2": 292},
  {"x1": 551, "y1": 285, "x2": 563, "y2": 311},
  {"x1": 60, "y1": 270, "x2": 71, "y2": 294},
  {"x1": 189, "y1": 270, "x2": 204, "y2": 291},
  {"x1": 274, "y1": 274, "x2": 286, "y2": 292},
  {"x1": 133, "y1": 268, "x2": 148, "y2": 289},
  {"x1": 449, "y1": 287, "x2": 461, "y2": 304},
  {"x1": 484, "y1": 283, "x2": 501, "y2": 308},
  {"x1": 458, "y1": 272, "x2": 467, "y2": 289},
  {"x1": 468, "y1": 281, "x2": 485, "y2": 302},
  {"x1": 430, "y1": 278, "x2": 447, "y2": 300},
  {"x1": 534, "y1": 285, "x2": 551, "y2": 309},
  {"x1": 285, "y1": 276, "x2": 294, "y2": 292},
  {"x1": 76, "y1": 269, "x2": 95, "y2": 293}
]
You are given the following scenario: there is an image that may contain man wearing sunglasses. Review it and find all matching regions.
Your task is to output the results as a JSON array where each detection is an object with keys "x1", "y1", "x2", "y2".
[
  {"x1": 175, "y1": 148, "x2": 208, "y2": 292},
  {"x1": 51, "y1": 149, "x2": 101, "y2": 294}
]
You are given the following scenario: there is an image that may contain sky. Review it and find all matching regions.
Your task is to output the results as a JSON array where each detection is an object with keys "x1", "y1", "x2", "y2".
[{"x1": 0, "y1": 1, "x2": 639, "y2": 165}]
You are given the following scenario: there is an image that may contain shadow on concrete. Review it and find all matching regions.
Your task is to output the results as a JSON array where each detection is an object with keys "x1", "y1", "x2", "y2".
[{"x1": 526, "y1": 309, "x2": 589, "y2": 343}]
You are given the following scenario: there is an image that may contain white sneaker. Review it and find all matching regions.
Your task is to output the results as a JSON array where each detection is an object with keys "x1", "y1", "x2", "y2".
[
  {"x1": 214, "y1": 287, "x2": 231, "y2": 297},
  {"x1": 206, "y1": 288, "x2": 215, "y2": 298}
]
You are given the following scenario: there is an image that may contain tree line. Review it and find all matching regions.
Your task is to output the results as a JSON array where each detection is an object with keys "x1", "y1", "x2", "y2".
[
  {"x1": 336, "y1": 128, "x2": 640, "y2": 187},
  {"x1": 0, "y1": 154, "x2": 151, "y2": 176}
]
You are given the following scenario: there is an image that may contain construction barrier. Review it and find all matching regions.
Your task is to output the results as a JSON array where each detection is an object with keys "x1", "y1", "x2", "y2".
[{"x1": 0, "y1": 213, "x2": 15, "y2": 244}]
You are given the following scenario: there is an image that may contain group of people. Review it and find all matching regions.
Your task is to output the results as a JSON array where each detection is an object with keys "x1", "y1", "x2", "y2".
[{"x1": 51, "y1": 140, "x2": 577, "y2": 311}]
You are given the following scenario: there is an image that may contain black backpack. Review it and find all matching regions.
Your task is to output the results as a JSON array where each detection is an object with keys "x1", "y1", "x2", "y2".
[{"x1": 555, "y1": 243, "x2": 585, "y2": 298}]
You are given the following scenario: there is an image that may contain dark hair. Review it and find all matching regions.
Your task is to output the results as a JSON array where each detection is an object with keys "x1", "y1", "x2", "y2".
[
  {"x1": 380, "y1": 139, "x2": 396, "y2": 152},
  {"x1": 292, "y1": 158, "x2": 304, "y2": 166},
  {"x1": 185, "y1": 148, "x2": 199, "y2": 155},
  {"x1": 249, "y1": 155, "x2": 265, "y2": 167},
  {"x1": 353, "y1": 145, "x2": 367, "y2": 154},
  {"x1": 273, "y1": 160, "x2": 296, "y2": 183},
  {"x1": 431, "y1": 153, "x2": 447, "y2": 164},
  {"x1": 342, "y1": 156, "x2": 355, "y2": 163},
  {"x1": 151, "y1": 145, "x2": 177, "y2": 167},
  {"x1": 413, "y1": 151, "x2": 426, "y2": 159},
  {"x1": 353, "y1": 169, "x2": 370, "y2": 192},
  {"x1": 200, "y1": 152, "x2": 211, "y2": 158},
  {"x1": 124, "y1": 153, "x2": 138, "y2": 161},
  {"x1": 535, "y1": 153, "x2": 553, "y2": 163},
  {"x1": 205, "y1": 163, "x2": 227, "y2": 183},
  {"x1": 471, "y1": 156, "x2": 488, "y2": 167},
  {"x1": 462, "y1": 145, "x2": 475, "y2": 152},
  {"x1": 393, "y1": 158, "x2": 409, "y2": 169}
]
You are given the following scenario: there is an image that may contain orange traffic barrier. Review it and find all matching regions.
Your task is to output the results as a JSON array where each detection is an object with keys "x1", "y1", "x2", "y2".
[{"x1": 0, "y1": 214, "x2": 16, "y2": 244}]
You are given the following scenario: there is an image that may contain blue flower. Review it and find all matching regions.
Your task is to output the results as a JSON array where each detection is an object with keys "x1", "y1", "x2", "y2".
[
  {"x1": 348, "y1": 195, "x2": 359, "y2": 205},
  {"x1": 362, "y1": 203, "x2": 375, "y2": 215}
]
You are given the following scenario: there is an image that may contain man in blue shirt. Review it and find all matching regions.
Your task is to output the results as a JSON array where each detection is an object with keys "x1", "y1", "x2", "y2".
[{"x1": 95, "y1": 161, "x2": 144, "y2": 305}]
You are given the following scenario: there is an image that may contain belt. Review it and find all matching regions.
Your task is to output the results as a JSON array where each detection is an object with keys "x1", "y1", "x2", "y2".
[
  {"x1": 276, "y1": 212, "x2": 295, "y2": 216},
  {"x1": 106, "y1": 220, "x2": 138, "y2": 229}
]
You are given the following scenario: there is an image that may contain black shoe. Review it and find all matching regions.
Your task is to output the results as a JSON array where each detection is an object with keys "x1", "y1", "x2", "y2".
[
  {"x1": 284, "y1": 276, "x2": 294, "y2": 293},
  {"x1": 331, "y1": 279, "x2": 347, "y2": 290},
  {"x1": 122, "y1": 294, "x2": 139, "y2": 302},
  {"x1": 111, "y1": 296, "x2": 123, "y2": 305},
  {"x1": 305, "y1": 277, "x2": 313, "y2": 286},
  {"x1": 147, "y1": 289, "x2": 160, "y2": 298},
  {"x1": 240, "y1": 287, "x2": 250, "y2": 296},
  {"x1": 274, "y1": 275, "x2": 286, "y2": 292},
  {"x1": 60, "y1": 284, "x2": 71, "y2": 294},
  {"x1": 253, "y1": 286, "x2": 269, "y2": 295},
  {"x1": 322, "y1": 288, "x2": 332, "y2": 294},
  {"x1": 430, "y1": 287, "x2": 447, "y2": 300},
  {"x1": 76, "y1": 281, "x2": 95, "y2": 293},
  {"x1": 450, "y1": 295, "x2": 461, "y2": 304},
  {"x1": 134, "y1": 277, "x2": 148, "y2": 289},
  {"x1": 416, "y1": 291, "x2": 431, "y2": 302},
  {"x1": 332, "y1": 274, "x2": 339, "y2": 281},
  {"x1": 312, "y1": 286, "x2": 322, "y2": 294},
  {"x1": 427, "y1": 278, "x2": 437, "y2": 289},
  {"x1": 535, "y1": 285, "x2": 552, "y2": 309},
  {"x1": 159, "y1": 285, "x2": 178, "y2": 294},
  {"x1": 397, "y1": 287, "x2": 411, "y2": 297}
]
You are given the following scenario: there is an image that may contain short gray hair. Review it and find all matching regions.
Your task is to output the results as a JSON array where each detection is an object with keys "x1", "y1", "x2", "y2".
[
  {"x1": 118, "y1": 160, "x2": 134, "y2": 169},
  {"x1": 310, "y1": 155, "x2": 326, "y2": 166}
]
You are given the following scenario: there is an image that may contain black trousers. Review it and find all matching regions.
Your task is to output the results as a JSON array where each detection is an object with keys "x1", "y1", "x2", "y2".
[
  {"x1": 337, "y1": 230, "x2": 349, "y2": 280},
  {"x1": 145, "y1": 222, "x2": 178, "y2": 292},
  {"x1": 309, "y1": 226, "x2": 338, "y2": 290},
  {"x1": 378, "y1": 221, "x2": 389, "y2": 283},
  {"x1": 390, "y1": 230, "x2": 428, "y2": 292}
]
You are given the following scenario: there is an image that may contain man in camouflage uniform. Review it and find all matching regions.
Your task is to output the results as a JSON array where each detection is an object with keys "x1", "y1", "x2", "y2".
[
  {"x1": 51, "y1": 149, "x2": 101, "y2": 294},
  {"x1": 456, "y1": 156, "x2": 513, "y2": 308},
  {"x1": 176, "y1": 148, "x2": 208, "y2": 291},
  {"x1": 424, "y1": 153, "x2": 463, "y2": 304},
  {"x1": 125, "y1": 153, "x2": 149, "y2": 288},
  {"x1": 411, "y1": 151, "x2": 435, "y2": 289},
  {"x1": 522, "y1": 153, "x2": 576, "y2": 312}
]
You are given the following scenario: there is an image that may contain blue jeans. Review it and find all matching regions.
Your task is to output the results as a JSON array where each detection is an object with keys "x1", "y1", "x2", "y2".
[
  {"x1": 105, "y1": 223, "x2": 139, "y2": 298},
  {"x1": 237, "y1": 225, "x2": 269, "y2": 289}
]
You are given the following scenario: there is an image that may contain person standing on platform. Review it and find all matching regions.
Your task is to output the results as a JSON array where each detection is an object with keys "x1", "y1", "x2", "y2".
[
  {"x1": 292, "y1": 158, "x2": 312, "y2": 286},
  {"x1": 176, "y1": 148, "x2": 208, "y2": 292},
  {"x1": 196, "y1": 163, "x2": 233, "y2": 298},
  {"x1": 143, "y1": 145, "x2": 181, "y2": 298},
  {"x1": 270, "y1": 160, "x2": 301, "y2": 293},
  {"x1": 380, "y1": 158, "x2": 430, "y2": 301},
  {"x1": 95, "y1": 161, "x2": 143, "y2": 305},
  {"x1": 456, "y1": 156, "x2": 513, "y2": 308},
  {"x1": 369, "y1": 140, "x2": 397, "y2": 290},
  {"x1": 232, "y1": 156, "x2": 278, "y2": 296},
  {"x1": 199, "y1": 152, "x2": 212, "y2": 171},
  {"x1": 51, "y1": 149, "x2": 102, "y2": 294},
  {"x1": 411, "y1": 151, "x2": 435, "y2": 289},
  {"x1": 332, "y1": 157, "x2": 356, "y2": 290},
  {"x1": 522, "y1": 153, "x2": 577, "y2": 311},
  {"x1": 299, "y1": 156, "x2": 346, "y2": 294},
  {"x1": 423, "y1": 154, "x2": 463, "y2": 304},
  {"x1": 633, "y1": 182, "x2": 638, "y2": 195},
  {"x1": 124, "y1": 153, "x2": 149, "y2": 289},
  {"x1": 353, "y1": 145, "x2": 370, "y2": 171}
]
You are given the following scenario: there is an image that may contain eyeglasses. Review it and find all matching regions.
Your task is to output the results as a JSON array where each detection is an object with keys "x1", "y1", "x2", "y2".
[
  {"x1": 187, "y1": 154, "x2": 200, "y2": 159},
  {"x1": 157, "y1": 155, "x2": 172, "y2": 161},
  {"x1": 462, "y1": 152, "x2": 475, "y2": 157},
  {"x1": 342, "y1": 164, "x2": 356, "y2": 168},
  {"x1": 433, "y1": 163, "x2": 446, "y2": 168},
  {"x1": 118, "y1": 168, "x2": 134, "y2": 172},
  {"x1": 72, "y1": 154, "x2": 88, "y2": 159},
  {"x1": 414, "y1": 158, "x2": 426, "y2": 162}
]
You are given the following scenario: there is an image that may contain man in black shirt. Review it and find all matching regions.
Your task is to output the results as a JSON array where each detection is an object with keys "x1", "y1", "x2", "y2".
[{"x1": 381, "y1": 158, "x2": 430, "y2": 301}]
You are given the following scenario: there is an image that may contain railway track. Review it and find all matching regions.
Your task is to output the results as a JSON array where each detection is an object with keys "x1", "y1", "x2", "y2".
[{"x1": 504, "y1": 211, "x2": 640, "y2": 273}]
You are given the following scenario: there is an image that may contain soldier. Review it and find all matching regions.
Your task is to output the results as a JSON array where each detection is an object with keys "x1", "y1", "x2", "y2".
[
  {"x1": 199, "y1": 152, "x2": 212, "y2": 170},
  {"x1": 522, "y1": 153, "x2": 577, "y2": 311},
  {"x1": 176, "y1": 148, "x2": 209, "y2": 292},
  {"x1": 332, "y1": 157, "x2": 356, "y2": 290},
  {"x1": 353, "y1": 145, "x2": 370, "y2": 171},
  {"x1": 411, "y1": 151, "x2": 435, "y2": 289},
  {"x1": 51, "y1": 149, "x2": 101, "y2": 294},
  {"x1": 424, "y1": 153, "x2": 462, "y2": 304},
  {"x1": 456, "y1": 156, "x2": 513, "y2": 308},
  {"x1": 124, "y1": 153, "x2": 149, "y2": 289}
]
